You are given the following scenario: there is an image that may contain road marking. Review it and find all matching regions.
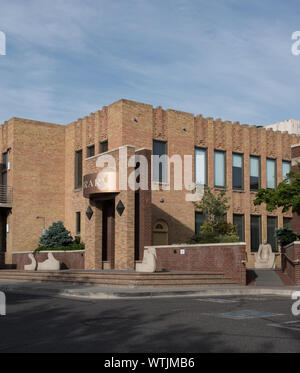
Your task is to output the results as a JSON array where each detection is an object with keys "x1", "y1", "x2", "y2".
[
  {"x1": 216, "y1": 310, "x2": 285, "y2": 320},
  {"x1": 196, "y1": 298, "x2": 239, "y2": 304},
  {"x1": 268, "y1": 320, "x2": 300, "y2": 332}
]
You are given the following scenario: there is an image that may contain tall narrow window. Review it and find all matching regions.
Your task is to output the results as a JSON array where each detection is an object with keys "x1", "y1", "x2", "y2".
[
  {"x1": 87, "y1": 145, "x2": 95, "y2": 158},
  {"x1": 76, "y1": 212, "x2": 81, "y2": 236},
  {"x1": 195, "y1": 212, "x2": 205, "y2": 234},
  {"x1": 251, "y1": 215, "x2": 261, "y2": 252},
  {"x1": 267, "y1": 158, "x2": 276, "y2": 189},
  {"x1": 282, "y1": 161, "x2": 291, "y2": 183},
  {"x1": 233, "y1": 214, "x2": 245, "y2": 241},
  {"x1": 153, "y1": 140, "x2": 167, "y2": 182},
  {"x1": 195, "y1": 148, "x2": 207, "y2": 185},
  {"x1": 232, "y1": 153, "x2": 243, "y2": 190},
  {"x1": 75, "y1": 150, "x2": 82, "y2": 189},
  {"x1": 267, "y1": 216, "x2": 278, "y2": 252},
  {"x1": 214, "y1": 150, "x2": 226, "y2": 188},
  {"x1": 283, "y1": 217, "x2": 293, "y2": 229},
  {"x1": 250, "y1": 156, "x2": 260, "y2": 191},
  {"x1": 99, "y1": 140, "x2": 108, "y2": 154}
]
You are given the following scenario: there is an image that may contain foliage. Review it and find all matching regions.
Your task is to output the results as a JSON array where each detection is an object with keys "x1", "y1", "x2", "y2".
[
  {"x1": 193, "y1": 187, "x2": 229, "y2": 226},
  {"x1": 191, "y1": 188, "x2": 239, "y2": 244},
  {"x1": 254, "y1": 166, "x2": 300, "y2": 214},
  {"x1": 34, "y1": 242, "x2": 85, "y2": 254},
  {"x1": 274, "y1": 227, "x2": 299, "y2": 248},
  {"x1": 38, "y1": 221, "x2": 73, "y2": 248}
]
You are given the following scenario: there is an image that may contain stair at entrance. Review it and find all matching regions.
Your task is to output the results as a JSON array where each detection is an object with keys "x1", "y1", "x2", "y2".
[
  {"x1": 252, "y1": 269, "x2": 284, "y2": 286},
  {"x1": 0, "y1": 270, "x2": 238, "y2": 286}
]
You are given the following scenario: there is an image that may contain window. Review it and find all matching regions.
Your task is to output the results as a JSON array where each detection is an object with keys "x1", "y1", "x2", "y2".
[
  {"x1": 232, "y1": 153, "x2": 243, "y2": 190},
  {"x1": 195, "y1": 212, "x2": 205, "y2": 234},
  {"x1": 250, "y1": 156, "x2": 260, "y2": 191},
  {"x1": 75, "y1": 150, "x2": 82, "y2": 189},
  {"x1": 267, "y1": 216, "x2": 278, "y2": 252},
  {"x1": 195, "y1": 148, "x2": 207, "y2": 185},
  {"x1": 2, "y1": 152, "x2": 8, "y2": 168},
  {"x1": 214, "y1": 150, "x2": 226, "y2": 187},
  {"x1": 87, "y1": 145, "x2": 95, "y2": 158},
  {"x1": 76, "y1": 212, "x2": 81, "y2": 235},
  {"x1": 153, "y1": 140, "x2": 167, "y2": 182},
  {"x1": 233, "y1": 214, "x2": 245, "y2": 241},
  {"x1": 282, "y1": 161, "x2": 291, "y2": 183},
  {"x1": 251, "y1": 215, "x2": 261, "y2": 252},
  {"x1": 99, "y1": 140, "x2": 108, "y2": 154},
  {"x1": 266, "y1": 158, "x2": 276, "y2": 189},
  {"x1": 283, "y1": 217, "x2": 293, "y2": 229}
]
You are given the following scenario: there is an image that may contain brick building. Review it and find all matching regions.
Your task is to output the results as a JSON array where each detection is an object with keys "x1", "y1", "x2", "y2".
[{"x1": 0, "y1": 99, "x2": 299, "y2": 270}]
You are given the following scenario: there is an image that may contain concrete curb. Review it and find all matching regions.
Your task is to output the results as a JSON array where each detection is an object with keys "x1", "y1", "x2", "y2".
[{"x1": 59, "y1": 287, "x2": 300, "y2": 300}]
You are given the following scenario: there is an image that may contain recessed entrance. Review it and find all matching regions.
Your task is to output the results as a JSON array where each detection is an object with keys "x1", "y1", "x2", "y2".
[
  {"x1": 152, "y1": 220, "x2": 168, "y2": 246},
  {"x1": 101, "y1": 199, "x2": 115, "y2": 269}
]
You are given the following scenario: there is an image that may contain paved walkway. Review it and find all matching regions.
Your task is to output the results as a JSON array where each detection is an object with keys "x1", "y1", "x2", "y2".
[{"x1": 253, "y1": 269, "x2": 284, "y2": 287}]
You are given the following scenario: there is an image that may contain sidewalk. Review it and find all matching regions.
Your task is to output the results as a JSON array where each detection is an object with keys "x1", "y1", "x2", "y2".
[{"x1": 0, "y1": 279, "x2": 300, "y2": 299}]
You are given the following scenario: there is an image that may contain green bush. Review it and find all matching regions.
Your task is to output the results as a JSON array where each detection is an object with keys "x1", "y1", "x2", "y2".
[
  {"x1": 275, "y1": 227, "x2": 299, "y2": 248},
  {"x1": 35, "y1": 242, "x2": 85, "y2": 254},
  {"x1": 188, "y1": 232, "x2": 239, "y2": 244},
  {"x1": 39, "y1": 221, "x2": 73, "y2": 248}
]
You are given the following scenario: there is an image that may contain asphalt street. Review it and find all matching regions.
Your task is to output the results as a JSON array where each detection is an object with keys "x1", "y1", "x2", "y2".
[{"x1": 1, "y1": 290, "x2": 300, "y2": 353}]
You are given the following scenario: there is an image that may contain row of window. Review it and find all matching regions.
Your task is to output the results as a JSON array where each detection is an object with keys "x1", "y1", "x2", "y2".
[
  {"x1": 195, "y1": 212, "x2": 293, "y2": 252},
  {"x1": 153, "y1": 140, "x2": 291, "y2": 189},
  {"x1": 195, "y1": 148, "x2": 291, "y2": 190},
  {"x1": 75, "y1": 140, "x2": 108, "y2": 189}
]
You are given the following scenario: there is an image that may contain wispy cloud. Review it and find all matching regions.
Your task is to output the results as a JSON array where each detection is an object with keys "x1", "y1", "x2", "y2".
[{"x1": 0, "y1": 0, "x2": 299, "y2": 125}]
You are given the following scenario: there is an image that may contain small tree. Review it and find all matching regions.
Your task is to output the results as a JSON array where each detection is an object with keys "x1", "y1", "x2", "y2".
[
  {"x1": 275, "y1": 227, "x2": 299, "y2": 248},
  {"x1": 254, "y1": 165, "x2": 300, "y2": 214},
  {"x1": 39, "y1": 221, "x2": 73, "y2": 248},
  {"x1": 190, "y1": 187, "x2": 239, "y2": 243}
]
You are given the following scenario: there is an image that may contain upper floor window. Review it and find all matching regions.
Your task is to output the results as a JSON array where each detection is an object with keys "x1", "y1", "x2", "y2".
[
  {"x1": 282, "y1": 161, "x2": 291, "y2": 183},
  {"x1": 99, "y1": 140, "x2": 108, "y2": 154},
  {"x1": 250, "y1": 156, "x2": 260, "y2": 191},
  {"x1": 75, "y1": 150, "x2": 82, "y2": 189},
  {"x1": 232, "y1": 153, "x2": 243, "y2": 190},
  {"x1": 153, "y1": 140, "x2": 167, "y2": 182},
  {"x1": 266, "y1": 158, "x2": 276, "y2": 189},
  {"x1": 87, "y1": 145, "x2": 95, "y2": 158},
  {"x1": 195, "y1": 148, "x2": 207, "y2": 185},
  {"x1": 214, "y1": 150, "x2": 226, "y2": 188}
]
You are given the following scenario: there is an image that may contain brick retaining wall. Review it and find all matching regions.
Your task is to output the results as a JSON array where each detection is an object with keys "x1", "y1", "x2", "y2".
[
  {"x1": 153, "y1": 243, "x2": 247, "y2": 285},
  {"x1": 12, "y1": 250, "x2": 85, "y2": 270},
  {"x1": 282, "y1": 242, "x2": 300, "y2": 285}
]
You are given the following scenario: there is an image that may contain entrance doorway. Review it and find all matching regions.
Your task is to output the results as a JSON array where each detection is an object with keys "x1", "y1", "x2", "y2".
[
  {"x1": 152, "y1": 220, "x2": 168, "y2": 246},
  {"x1": 0, "y1": 210, "x2": 7, "y2": 253},
  {"x1": 101, "y1": 199, "x2": 115, "y2": 269}
]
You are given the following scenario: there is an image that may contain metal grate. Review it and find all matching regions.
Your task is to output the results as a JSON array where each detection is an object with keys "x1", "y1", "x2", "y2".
[{"x1": 0, "y1": 185, "x2": 13, "y2": 205}]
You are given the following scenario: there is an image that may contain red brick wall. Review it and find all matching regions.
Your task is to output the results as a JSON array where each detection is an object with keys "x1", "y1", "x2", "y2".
[
  {"x1": 12, "y1": 251, "x2": 84, "y2": 270},
  {"x1": 155, "y1": 243, "x2": 247, "y2": 285},
  {"x1": 282, "y1": 242, "x2": 300, "y2": 285}
]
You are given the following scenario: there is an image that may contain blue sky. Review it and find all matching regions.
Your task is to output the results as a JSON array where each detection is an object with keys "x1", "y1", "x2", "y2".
[{"x1": 0, "y1": 0, "x2": 300, "y2": 126}]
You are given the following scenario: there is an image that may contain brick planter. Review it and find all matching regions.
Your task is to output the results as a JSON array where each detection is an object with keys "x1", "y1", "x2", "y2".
[
  {"x1": 12, "y1": 250, "x2": 85, "y2": 270},
  {"x1": 152, "y1": 242, "x2": 247, "y2": 285}
]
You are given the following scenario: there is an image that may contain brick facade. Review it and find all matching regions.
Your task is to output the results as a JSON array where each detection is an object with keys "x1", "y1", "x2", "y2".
[
  {"x1": 282, "y1": 242, "x2": 300, "y2": 285},
  {"x1": 0, "y1": 98, "x2": 299, "y2": 270},
  {"x1": 291, "y1": 144, "x2": 300, "y2": 234}
]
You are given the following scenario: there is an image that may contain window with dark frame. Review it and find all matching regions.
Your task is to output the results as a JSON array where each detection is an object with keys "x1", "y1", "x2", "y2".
[
  {"x1": 251, "y1": 215, "x2": 261, "y2": 252},
  {"x1": 250, "y1": 156, "x2": 260, "y2": 191},
  {"x1": 214, "y1": 150, "x2": 226, "y2": 188},
  {"x1": 153, "y1": 140, "x2": 168, "y2": 182},
  {"x1": 233, "y1": 214, "x2": 245, "y2": 242},
  {"x1": 232, "y1": 153, "x2": 243, "y2": 190},
  {"x1": 195, "y1": 212, "x2": 205, "y2": 234},
  {"x1": 75, "y1": 149, "x2": 82, "y2": 189},
  {"x1": 267, "y1": 216, "x2": 278, "y2": 252},
  {"x1": 282, "y1": 161, "x2": 291, "y2": 184},
  {"x1": 87, "y1": 144, "x2": 95, "y2": 158},
  {"x1": 195, "y1": 147, "x2": 207, "y2": 186},
  {"x1": 266, "y1": 158, "x2": 276, "y2": 189},
  {"x1": 76, "y1": 212, "x2": 81, "y2": 235},
  {"x1": 283, "y1": 217, "x2": 293, "y2": 229},
  {"x1": 99, "y1": 140, "x2": 108, "y2": 154}
]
